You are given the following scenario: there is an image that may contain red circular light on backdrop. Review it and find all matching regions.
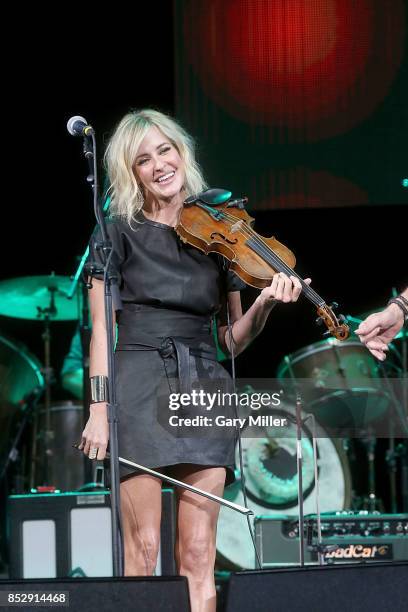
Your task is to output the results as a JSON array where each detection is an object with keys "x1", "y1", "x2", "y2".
[
  {"x1": 183, "y1": 0, "x2": 405, "y2": 140},
  {"x1": 251, "y1": 169, "x2": 369, "y2": 211}
]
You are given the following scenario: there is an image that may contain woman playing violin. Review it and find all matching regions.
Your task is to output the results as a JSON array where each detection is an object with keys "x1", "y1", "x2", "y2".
[{"x1": 79, "y1": 109, "x2": 310, "y2": 612}]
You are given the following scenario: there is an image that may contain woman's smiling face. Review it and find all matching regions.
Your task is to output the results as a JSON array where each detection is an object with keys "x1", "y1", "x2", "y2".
[{"x1": 134, "y1": 126, "x2": 185, "y2": 202}]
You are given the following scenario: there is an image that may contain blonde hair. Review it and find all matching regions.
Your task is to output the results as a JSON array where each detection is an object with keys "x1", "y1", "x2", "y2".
[{"x1": 104, "y1": 109, "x2": 207, "y2": 224}]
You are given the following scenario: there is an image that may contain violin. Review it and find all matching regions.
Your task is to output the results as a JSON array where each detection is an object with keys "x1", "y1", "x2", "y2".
[{"x1": 176, "y1": 189, "x2": 349, "y2": 341}]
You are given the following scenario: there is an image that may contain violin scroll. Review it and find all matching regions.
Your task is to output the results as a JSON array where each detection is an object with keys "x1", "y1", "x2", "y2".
[{"x1": 317, "y1": 304, "x2": 350, "y2": 341}]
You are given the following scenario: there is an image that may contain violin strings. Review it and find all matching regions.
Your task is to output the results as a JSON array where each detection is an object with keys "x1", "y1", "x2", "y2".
[
  {"x1": 219, "y1": 209, "x2": 313, "y2": 291},
  {"x1": 222, "y1": 211, "x2": 324, "y2": 304},
  {"x1": 218, "y1": 210, "x2": 324, "y2": 307}
]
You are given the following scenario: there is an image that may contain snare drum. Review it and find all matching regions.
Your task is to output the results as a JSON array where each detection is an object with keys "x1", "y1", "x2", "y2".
[{"x1": 277, "y1": 338, "x2": 389, "y2": 428}]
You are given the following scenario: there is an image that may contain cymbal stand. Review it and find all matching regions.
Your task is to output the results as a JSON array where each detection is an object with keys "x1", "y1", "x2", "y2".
[
  {"x1": 386, "y1": 419, "x2": 398, "y2": 513},
  {"x1": 379, "y1": 358, "x2": 408, "y2": 512},
  {"x1": 0, "y1": 387, "x2": 44, "y2": 488},
  {"x1": 283, "y1": 356, "x2": 332, "y2": 566},
  {"x1": 36, "y1": 285, "x2": 58, "y2": 486},
  {"x1": 362, "y1": 428, "x2": 378, "y2": 512},
  {"x1": 295, "y1": 394, "x2": 306, "y2": 565}
]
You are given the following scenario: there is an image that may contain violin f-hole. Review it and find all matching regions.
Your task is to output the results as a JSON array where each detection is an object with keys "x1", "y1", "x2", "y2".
[{"x1": 210, "y1": 232, "x2": 238, "y2": 245}]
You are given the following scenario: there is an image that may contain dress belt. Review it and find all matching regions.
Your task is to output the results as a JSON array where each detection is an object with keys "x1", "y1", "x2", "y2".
[{"x1": 116, "y1": 328, "x2": 218, "y2": 395}]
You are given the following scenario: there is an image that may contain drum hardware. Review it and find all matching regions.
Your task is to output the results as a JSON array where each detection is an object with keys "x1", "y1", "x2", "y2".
[
  {"x1": 359, "y1": 430, "x2": 382, "y2": 513},
  {"x1": 344, "y1": 429, "x2": 384, "y2": 513},
  {"x1": 284, "y1": 393, "x2": 325, "y2": 566},
  {"x1": 0, "y1": 332, "x2": 45, "y2": 493},
  {"x1": 377, "y1": 360, "x2": 408, "y2": 513},
  {"x1": 0, "y1": 386, "x2": 44, "y2": 487},
  {"x1": 386, "y1": 421, "x2": 399, "y2": 514},
  {"x1": 277, "y1": 336, "x2": 394, "y2": 514},
  {"x1": 281, "y1": 350, "x2": 334, "y2": 559},
  {"x1": 0, "y1": 274, "x2": 82, "y2": 492},
  {"x1": 0, "y1": 274, "x2": 80, "y2": 321},
  {"x1": 33, "y1": 274, "x2": 72, "y2": 488},
  {"x1": 216, "y1": 400, "x2": 351, "y2": 570},
  {"x1": 30, "y1": 402, "x2": 86, "y2": 492},
  {"x1": 277, "y1": 338, "x2": 390, "y2": 430},
  {"x1": 386, "y1": 437, "x2": 408, "y2": 514}
]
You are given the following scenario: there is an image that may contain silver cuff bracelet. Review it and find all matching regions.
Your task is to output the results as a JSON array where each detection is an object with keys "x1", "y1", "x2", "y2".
[{"x1": 90, "y1": 375, "x2": 109, "y2": 403}]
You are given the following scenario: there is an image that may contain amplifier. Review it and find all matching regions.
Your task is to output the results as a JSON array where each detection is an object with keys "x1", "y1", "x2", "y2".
[
  {"x1": 254, "y1": 512, "x2": 408, "y2": 567},
  {"x1": 8, "y1": 488, "x2": 176, "y2": 578}
]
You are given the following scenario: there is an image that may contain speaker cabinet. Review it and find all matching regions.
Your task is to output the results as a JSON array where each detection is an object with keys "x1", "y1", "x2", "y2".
[
  {"x1": 0, "y1": 577, "x2": 190, "y2": 612},
  {"x1": 8, "y1": 489, "x2": 176, "y2": 578},
  {"x1": 225, "y1": 562, "x2": 407, "y2": 612}
]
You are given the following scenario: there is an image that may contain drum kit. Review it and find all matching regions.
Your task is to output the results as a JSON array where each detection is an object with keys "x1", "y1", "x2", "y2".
[
  {"x1": 216, "y1": 313, "x2": 408, "y2": 570},
  {"x1": 0, "y1": 276, "x2": 407, "y2": 571},
  {"x1": 0, "y1": 274, "x2": 86, "y2": 494}
]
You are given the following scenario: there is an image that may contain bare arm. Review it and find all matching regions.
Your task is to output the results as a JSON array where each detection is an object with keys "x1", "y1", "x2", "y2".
[
  {"x1": 356, "y1": 287, "x2": 408, "y2": 360},
  {"x1": 218, "y1": 272, "x2": 311, "y2": 356},
  {"x1": 79, "y1": 279, "x2": 116, "y2": 460}
]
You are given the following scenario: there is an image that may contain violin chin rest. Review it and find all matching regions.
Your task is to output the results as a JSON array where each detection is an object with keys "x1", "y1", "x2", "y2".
[{"x1": 184, "y1": 188, "x2": 232, "y2": 207}]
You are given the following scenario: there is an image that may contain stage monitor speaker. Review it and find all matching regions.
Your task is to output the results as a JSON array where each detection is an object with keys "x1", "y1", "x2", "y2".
[
  {"x1": 0, "y1": 576, "x2": 190, "y2": 612},
  {"x1": 225, "y1": 562, "x2": 407, "y2": 612},
  {"x1": 8, "y1": 489, "x2": 176, "y2": 578}
]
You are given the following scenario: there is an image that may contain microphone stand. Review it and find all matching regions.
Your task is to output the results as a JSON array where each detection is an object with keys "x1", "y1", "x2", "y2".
[
  {"x1": 70, "y1": 128, "x2": 123, "y2": 577},
  {"x1": 295, "y1": 393, "x2": 305, "y2": 566},
  {"x1": 283, "y1": 356, "x2": 328, "y2": 566}
]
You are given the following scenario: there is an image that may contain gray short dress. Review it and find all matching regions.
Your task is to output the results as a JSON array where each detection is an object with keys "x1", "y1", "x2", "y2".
[{"x1": 90, "y1": 215, "x2": 245, "y2": 485}]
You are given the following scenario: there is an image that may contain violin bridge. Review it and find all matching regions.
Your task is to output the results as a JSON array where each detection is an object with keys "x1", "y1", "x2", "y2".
[{"x1": 230, "y1": 220, "x2": 243, "y2": 234}]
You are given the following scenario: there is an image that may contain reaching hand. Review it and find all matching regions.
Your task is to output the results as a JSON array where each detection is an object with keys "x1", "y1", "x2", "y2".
[{"x1": 355, "y1": 303, "x2": 404, "y2": 360}]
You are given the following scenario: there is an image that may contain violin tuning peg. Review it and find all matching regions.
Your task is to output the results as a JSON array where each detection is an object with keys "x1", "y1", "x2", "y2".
[
  {"x1": 330, "y1": 301, "x2": 339, "y2": 310},
  {"x1": 338, "y1": 314, "x2": 347, "y2": 324},
  {"x1": 315, "y1": 317, "x2": 324, "y2": 326},
  {"x1": 322, "y1": 330, "x2": 331, "y2": 337}
]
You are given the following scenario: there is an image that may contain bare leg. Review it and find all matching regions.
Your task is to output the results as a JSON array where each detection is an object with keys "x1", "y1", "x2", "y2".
[
  {"x1": 173, "y1": 465, "x2": 226, "y2": 612},
  {"x1": 120, "y1": 473, "x2": 162, "y2": 576}
]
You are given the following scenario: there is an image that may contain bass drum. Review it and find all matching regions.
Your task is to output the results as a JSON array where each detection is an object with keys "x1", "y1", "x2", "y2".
[
  {"x1": 216, "y1": 401, "x2": 351, "y2": 570},
  {"x1": 0, "y1": 332, "x2": 44, "y2": 460}
]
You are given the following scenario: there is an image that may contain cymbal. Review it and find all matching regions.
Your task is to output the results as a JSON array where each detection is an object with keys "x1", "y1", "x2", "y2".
[{"x1": 0, "y1": 275, "x2": 79, "y2": 321}]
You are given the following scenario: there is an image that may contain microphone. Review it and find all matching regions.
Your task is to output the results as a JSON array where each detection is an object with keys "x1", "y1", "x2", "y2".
[{"x1": 67, "y1": 115, "x2": 94, "y2": 137}]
